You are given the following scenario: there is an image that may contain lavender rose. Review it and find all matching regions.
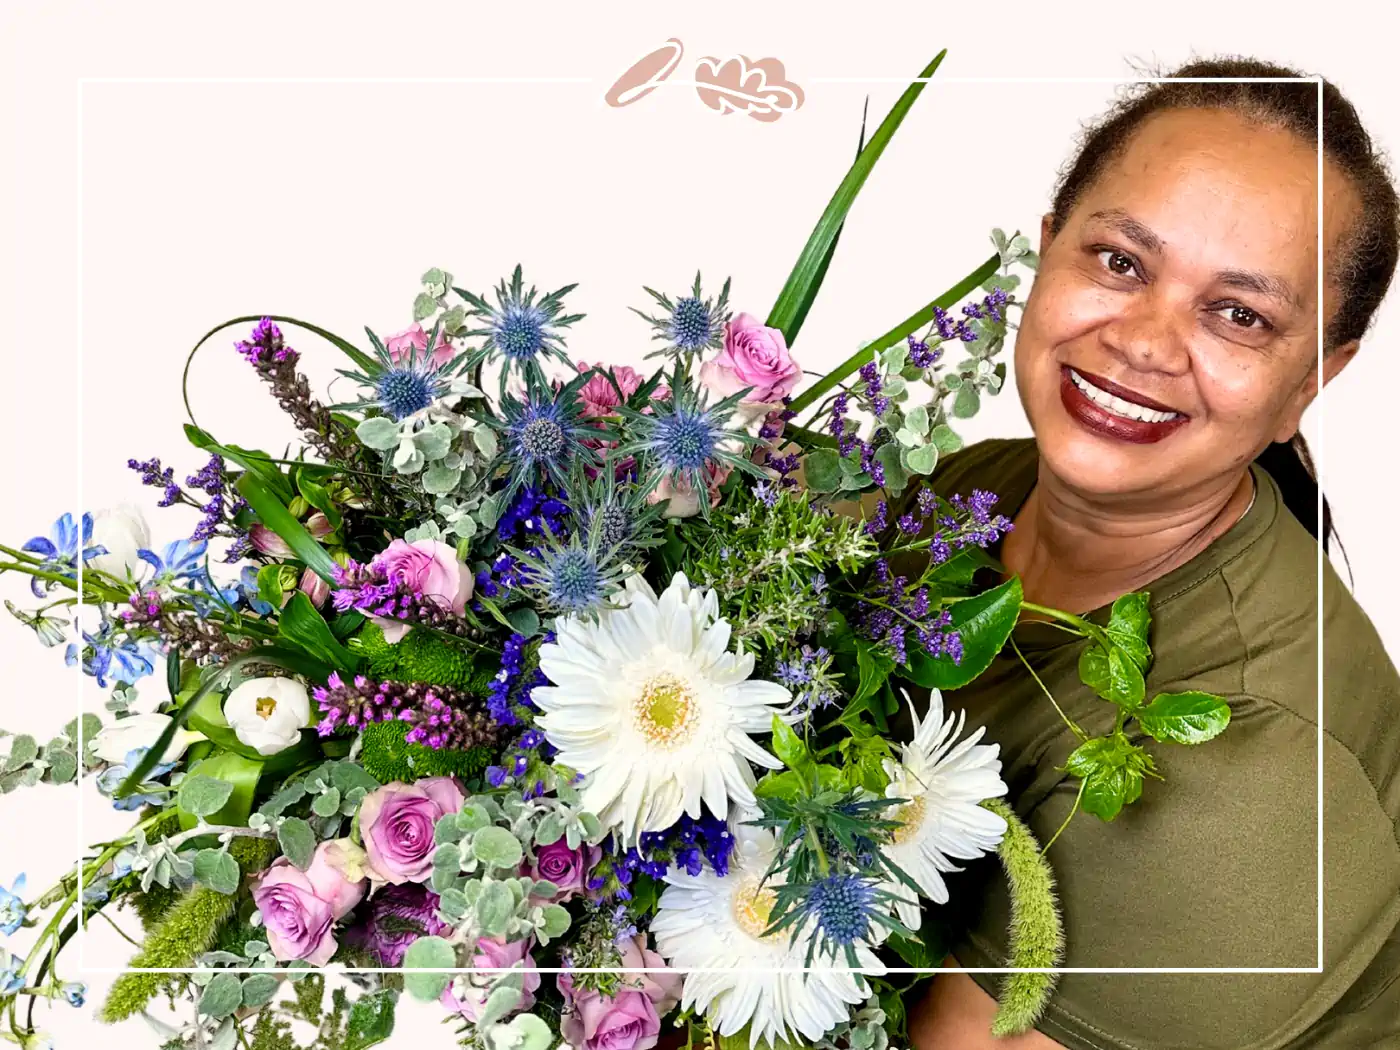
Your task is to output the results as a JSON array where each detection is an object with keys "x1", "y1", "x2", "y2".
[
  {"x1": 344, "y1": 882, "x2": 451, "y2": 966},
  {"x1": 698, "y1": 312, "x2": 801, "y2": 404},
  {"x1": 371, "y1": 538, "x2": 473, "y2": 642},
  {"x1": 441, "y1": 936, "x2": 542, "y2": 1021},
  {"x1": 528, "y1": 840, "x2": 602, "y2": 902},
  {"x1": 358, "y1": 776, "x2": 466, "y2": 884},
  {"x1": 559, "y1": 935, "x2": 681, "y2": 1050},
  {"x1": 253, "y1": 840, "x2": 367, "y2": 965}
]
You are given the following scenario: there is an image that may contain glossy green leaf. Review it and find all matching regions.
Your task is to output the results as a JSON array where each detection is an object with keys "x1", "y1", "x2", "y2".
[
  {"x1": 769, "y1": 715, "x2": 815, "y2": 777},
  {"x1": 236, "y1": 473, "x2": 339, "y2": 584},
  {"x1": 296, "y1": 472, "x2": 343, "y2": 531},
  {"x1": 278, "y1": 592, "x2": 359, "y2": 672},
  {"x1": 904, "y1": 576, "x2": 1023, "y2": 690},
  {"x1": 1064, "y1": 734, "x2": 1157, "y2": 822},
  {"x1": 1137, "y1": 691, "x2": 1231, "y2": 745},
  {"x1": 184, "y1": 425, "x2": 295, "y2": 504}
]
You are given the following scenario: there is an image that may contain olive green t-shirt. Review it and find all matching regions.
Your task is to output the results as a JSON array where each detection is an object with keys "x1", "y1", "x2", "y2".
[{"x1": 906, "y1": 438, "x2": 1400, "y2": 1049}]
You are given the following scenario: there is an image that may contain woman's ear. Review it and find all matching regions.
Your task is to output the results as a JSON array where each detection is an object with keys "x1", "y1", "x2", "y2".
[
  {"x1": 1272, "y1": 340, "x2": 1362, "y2": 443},
  {"x1": 1039, "y1": 212, "x2": 1055, "y2": 255}
]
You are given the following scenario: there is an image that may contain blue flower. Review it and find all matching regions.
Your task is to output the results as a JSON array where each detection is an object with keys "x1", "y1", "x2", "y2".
[
  {"x1": 238, "y1": 566, "x2": 275, "y2": 615},
  {"x1": 630, "y1": 272, "x2": 731, "y2": 362},
  {"x1": 513, "y1": 521, "x2": 631, "y2": 618},
  {"x1": 137, "y1": 538, "x2": 208, "y2": 584},
  {"x1": 65, "y1": 626, "x2": 160, "y2": 688},
  {"x1": 457, "y1": 265, "x2": 582, "y2": 385},
  {"x1": 94, "y1": 747, "x2": 175, "y2": 811},
  {"x1": 0, "y1": 874, "x2": 26, "y2": 936},
  {"x1": 61, "y1": 982, "x2": 85, "y2": 1008},
  {"x1": 21, "y1": 513, "x2": 107, "y2": 597},
  {"x1": 0, "y1": 953, "x2": 23, "y2": 995},
  {"x1": 793, "y1": 872, "x2": 884, "y2": 962}
]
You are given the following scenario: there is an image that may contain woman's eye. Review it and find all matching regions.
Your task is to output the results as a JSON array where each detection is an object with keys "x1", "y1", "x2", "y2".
[
  {"x1": 1096, "y1": 248, "x2": 1138, "y2": 277},
  {"x1": 1214, "y1": 304, "x2": 1270, "y2": 331}
]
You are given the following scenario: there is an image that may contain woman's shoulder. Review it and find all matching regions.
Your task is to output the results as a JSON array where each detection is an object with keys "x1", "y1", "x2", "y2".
[{"x1": 927, "y1": 436, "x2": 1037, "y2": 502}]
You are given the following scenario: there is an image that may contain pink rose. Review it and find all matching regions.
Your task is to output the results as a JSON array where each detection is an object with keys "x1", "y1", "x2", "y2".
[
  {"x1": 252, "y1": 841, "x2": 368, "y2": 966},
  {"x1": 358, "y1": 777, "x2": 466, "y2": 884},
  {"x1": 386, "y1": 324, "x2": 456, "y2": 369},
  {"x1": 372, "y1": 538, "x2": 473, "y2": 643},
  {"x1": 559, "y1": 936, "x2": 681, "y2": 1050},
  {"x1": 528, "y1": 840, "x2": 602, "y2": 902},
  {"x1": 441, "y1": 936, "x2": 542, "y2": 1021},
  {"x1": 578, "y1": 362, "x2": 644, "y2": 418},
  {"x1": 698, "y1": 312, "x2": 801, "y2": 404}
]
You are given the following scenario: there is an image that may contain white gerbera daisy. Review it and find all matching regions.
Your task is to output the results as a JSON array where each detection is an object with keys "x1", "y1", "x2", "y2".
[
  {"x1": 650, "y1": 826, "x2": 885, "y2": 1049},
  {"x1": 532, "y1": 572, "x2": 791, "y2": 843},
  {"x1": 881, "y1": 689, "x2": 1009, "y2": 930}
]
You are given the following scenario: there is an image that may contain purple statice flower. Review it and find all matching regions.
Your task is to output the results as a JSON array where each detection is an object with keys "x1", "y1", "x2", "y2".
[
  {"x1": 312, "y1": 672, "x2": 501, "y2": 751},
  {"x1": 128, "y1": 457, "x2": 183, "y2": 507},
  {"x1": 907, "y1": 334, "x2": 941, "y2": 370},
  {"x1": 828, "y1": 392, "x2": 857, "y2": 457},
  {"x1": 185, "y1": 455, "x2": 225, "y2": 496},
  {"x1": 962, "y1": 301, "x2": 984, "y2": 320},
  {"x1": 854, "y1": 559, "x2": 961, "y2": 668},
  {"x1": 589, "y1": 813, "x2": 736, "y2": 899},
  {"x1": 765, "y1": 451, "x2": 800, "y2": 488},
  {"x1": 344, "y1": 883, "x2": 450, "y2": 966},
  {"x1": 235, "y1": 317, "x2": 298, "y2": 367},
  {"x1": 932, "y1": 305, "x2": 957, "y2": 342},
  {"x1": 985, "y1": 286, "x2": 1009, "y2": 323},
  {"x1": 486, "y1": 632, "x2": 549, "y2": 727},
  {"x1": 863, "y1": 500, "x2": 888, "y2": 537},
  {"x1": 495, "y1": 485, "x2": 571, "y2": 544},
  {"x1": 858, "y1": 361, "x2": 890, "y2": 417}
]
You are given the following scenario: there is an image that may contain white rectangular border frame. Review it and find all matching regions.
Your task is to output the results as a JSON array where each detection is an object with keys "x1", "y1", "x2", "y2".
[{"x1": 73, "y1": 74, "x2": 1321, "y2": 980}]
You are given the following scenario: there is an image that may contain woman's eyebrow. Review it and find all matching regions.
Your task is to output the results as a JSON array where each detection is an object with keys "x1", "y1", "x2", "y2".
[{"x1": 1087, "y1": 208, "x2": 1163, "y2": 253}]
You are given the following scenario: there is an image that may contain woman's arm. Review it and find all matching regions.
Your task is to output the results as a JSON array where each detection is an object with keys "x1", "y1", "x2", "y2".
[{"x1": 908, "y1": 960, "x2": 1067, "y2": 1050}]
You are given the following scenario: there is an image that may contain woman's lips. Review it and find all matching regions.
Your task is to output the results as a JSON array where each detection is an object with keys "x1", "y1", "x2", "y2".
[{"x1": 1058, "y1": 366, "x2": 1189, "y2": 444}]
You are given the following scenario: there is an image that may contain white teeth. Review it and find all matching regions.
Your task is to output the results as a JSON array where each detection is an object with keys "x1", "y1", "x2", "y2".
[{"x1": 1069, "y1": 369, "x2": 1181, "y2": 424}]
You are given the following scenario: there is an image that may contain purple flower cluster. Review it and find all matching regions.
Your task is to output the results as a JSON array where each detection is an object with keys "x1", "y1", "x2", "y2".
[
  {"x1": 344, "y1": 883, "x2": 450, "y2": 966},
  {"x1": 932, "y1": 305, "x2": 978, "y2": 343},
  {"x1": 312, "y1": 671, "x2": 501, "y2": 751},
  {"x1": 588, "y1": 814, "x2": 737, "y2": 899},
  {"x1": 495, "y1": 485, "x2": 569, "y2": 544},
  {"x1": 331, "y1": 561, "x2": 473, "y2": 637},
  {"x1": 906, "y1": 334, "x2": 943, "y2": 370},
  {"x1": 945, "y1": 489, "x2": 1014, "y2": 548},
  {"x1": 128, "y1": 457, "x2": 182, "y2": 507},
  {"x1": 856, "y1": 558, "x2": 962, "y2": 667},
  {"x1": 858, "y1": 361, "x2": 890, "y2": 417},
  {"x1": 235, "y1": 317, "x2": 298, "y2": 367},
  {"x1": 484, "y1": 631, "x2": 550, "y2": 728},
  {"x1": 126, "y1": 453, "x2": 249, "y2": 560},
  {"x1": 775, "y1": 644, "x2": 841, "y2": 722}
]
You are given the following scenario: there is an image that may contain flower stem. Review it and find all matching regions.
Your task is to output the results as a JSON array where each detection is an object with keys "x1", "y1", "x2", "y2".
[
  {"x1": 1009, "y1": 638, "x2": 1087, "y2": 742},
  {"x1": 1040, "y1": 779, "x2": 1086, "y2": 856}
]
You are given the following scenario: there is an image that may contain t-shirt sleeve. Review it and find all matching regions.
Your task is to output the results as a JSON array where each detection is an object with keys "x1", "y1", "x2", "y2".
[{"x1": 951, "y1": 709, "x2": 1400, "y2": 1050}]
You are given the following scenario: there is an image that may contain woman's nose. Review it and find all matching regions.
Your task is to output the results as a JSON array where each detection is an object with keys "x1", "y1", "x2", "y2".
[{"x1": 1098, "y1": 295, "x2": 1192, "y2": 375}]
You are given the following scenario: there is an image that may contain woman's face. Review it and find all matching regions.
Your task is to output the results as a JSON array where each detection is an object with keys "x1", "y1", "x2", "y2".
[{"x1": 1015, "y1": 106, "x2": 1361, "y2": 504}]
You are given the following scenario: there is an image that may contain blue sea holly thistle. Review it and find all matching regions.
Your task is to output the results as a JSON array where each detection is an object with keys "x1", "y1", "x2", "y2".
[
  {"x1": 630, "y1": 271, "x2": 732, "y2": 365},
  {"x1": 484, "y1": 370, "x2": 606, "y2": 505},
  {"x1": 511, "y1": 518, "x2": 633, "y2": 619},
  {"x1": 334, "y1": 322, "x2": 475, "y2": 421},
  {"x1": 572, "y1": 455, "x2": 666, "y2": 557},
  {"x1": 613, "y1": 364, "x2": 765, "y2": 517},
  {"x1": 454, "y1": 264, "x2": 583, "y2": 392}
]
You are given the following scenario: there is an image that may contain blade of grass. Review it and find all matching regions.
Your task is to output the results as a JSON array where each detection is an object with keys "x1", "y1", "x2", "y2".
[{"x1": 235, "y1": 473, "x2": 340, "y2": 583}]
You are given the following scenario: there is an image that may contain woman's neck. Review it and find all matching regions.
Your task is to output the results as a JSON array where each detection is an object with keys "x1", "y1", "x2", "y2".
[{"x1": 1000, "y1": 462, "x2": 1256, "y2": 615}]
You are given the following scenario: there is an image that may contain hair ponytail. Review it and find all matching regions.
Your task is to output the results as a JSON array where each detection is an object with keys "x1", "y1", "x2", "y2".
[{"x1": 1253, "y1": 435, "x2": 1341, "y2": 558}]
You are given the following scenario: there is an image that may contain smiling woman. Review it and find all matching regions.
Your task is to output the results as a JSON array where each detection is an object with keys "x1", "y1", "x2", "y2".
[{"x1": 901, "y1": 59, "x2": 1400, "y2": 1050}]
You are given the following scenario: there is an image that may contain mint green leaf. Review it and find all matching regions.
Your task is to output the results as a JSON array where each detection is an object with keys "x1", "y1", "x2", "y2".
[
  {"x1": 3, "y1": 735, "x2": 37, "y2": 772},
  {"x1": 472, "y1": 826, "x2": 524, "y2": 870},
  {"x1": 356, "y1": 417, "x2": 401, "y2": 451},
  {"x1": 278, "y1": 817, "x2": 317, "y2": 870},
  {"x1": 413, "y1": 293, "x2": 438, "y2": 322},
  {"x1": 905, "y1": 576, "x2": 1023, "y2": 690},
  {"x1": 311, "y1": 787, "x2": 341, "y2": 818},
  {"x1": 952, "y1": 383, "x2": 981, "y2": 419},
  {"x1": 239, "y1": 974, "x2": 279, "y2": 1009},
  {"x1": 402, "y1": 936, "x2": 456, "y2": 1001},
  {"x1": 179, "y1": 774, "x2": 235, "y2": 818},
  {"x1": 44, "y1": 748, "x2": 77, "y2": 784},
  {"x1": 539, "y1": 902, "x2": 571, "y2": 940},
  {"x1": 477, "y1": 986, "x2": 523, "y2": 1029},
  {"x1": 1137, "y1": 691, "x2": 1231, "y2": 745},
  {"x1": 474, "y1": 881, "x2": 514, "y2": 937},
  {"x1": 874, "y1": 443, "x2": 909, "y2": 494},
  {"x1": 421, "y1": 463, "x2": 461, "y2": 495},
  {"x1": 193, "y1": 849, "x2": 241, "y2": 896},
  {"x1": 929, "y1": 424, "x2": 964, "y2": 454},
  {"x1": 804, "y1": 449, "x2": 842, "y2": 493},
  {"x1": 414, "y1": 422, "x2": 453, "y2": 461},
  {"x1": 198, "y1": 973, "x2": 243, "y2": 1019},
  {"x1": 904, "y1": 443, "x2": 939, "y2": 476},
  {"x1": 905, "y1": 405, "x2": 929, "y2": 435}
]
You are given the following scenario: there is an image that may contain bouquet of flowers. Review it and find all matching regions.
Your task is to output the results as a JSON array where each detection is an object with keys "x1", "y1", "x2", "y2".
[{"x1": 0, "y1": 52, "x2": 1231, "y2": 1050}]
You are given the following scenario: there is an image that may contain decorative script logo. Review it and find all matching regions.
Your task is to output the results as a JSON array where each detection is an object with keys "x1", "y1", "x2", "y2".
[{"x1": 605, "y1": 38, "x2": 804, "y2": 122}]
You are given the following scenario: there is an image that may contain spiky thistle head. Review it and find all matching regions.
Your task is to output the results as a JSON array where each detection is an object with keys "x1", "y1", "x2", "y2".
[
  {"x1": 570, "y1": 454, "x2": 666, "y2": 555},
  {"x1": 332, "y1": 321, "x2": 472, "y2": 420},
  {"x1": 454, "y1": 265, "x2": 583, "y2": 389},
  {"x1": 511, "y1": 518, "x2": 632, "y2": 619},
  {"x1": 630, "y1": 272, "x2": 732, "y2": 364},
  {"x1": 489, "y1": 371, "x2": 607, "y2": 504},
  {"x1": 613, "y1": 364, "x2": 765, "y2": 516}
]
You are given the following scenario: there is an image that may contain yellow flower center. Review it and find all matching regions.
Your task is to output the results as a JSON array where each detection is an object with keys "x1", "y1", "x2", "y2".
[
  {"x1": 731, "y1": 877, "x2": 779, "y2": 941},
  {"x1": 890, "y1": 794, "x2": 927, "y2": 846},
  {"x1": 254, "y1": 696, "x2": 279, "y2": 720},
  {"x1": 631, "y1": 673, "x2": 696, "y2": 748}
]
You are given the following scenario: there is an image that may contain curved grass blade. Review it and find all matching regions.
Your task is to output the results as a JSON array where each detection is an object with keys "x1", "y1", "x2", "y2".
[
  {"x1": 235, "y1": 473, "x2": 340, "y2": 584},
  {"x1": 766, "y1": 50, "x2": 948, "y2": 345}
]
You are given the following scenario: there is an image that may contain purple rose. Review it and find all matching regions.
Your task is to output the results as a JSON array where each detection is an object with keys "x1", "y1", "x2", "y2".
[
  {"x1": 529, "y1": 840, "x2": 602, "y2": 902},
  {"x1": 699, "y1": 312, "x2": 801, "y2": 404},
  {"x1": 345, "y1": 882, "x2": 451, "y2": 966},
  {"x1": 358, "y1": 777, "x2": 465, "y2": 884},
  {"x1": 441, "y1": 936, "x2": 542, "y2": 1021},
  {"x1": 253, "y1": 841, "x2": 367, "y2": 965},
  {"x1": 559, "y1": 935, "x2": 682, "y2": 1050},
  {"x1": 372, "y1": 539, "x2": 473, "y2": 642}
]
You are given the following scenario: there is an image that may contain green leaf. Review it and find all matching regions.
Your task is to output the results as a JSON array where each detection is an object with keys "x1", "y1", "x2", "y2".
[
  {"x1": 278, "y1": 591, "x2": 360, "y2": 673},
  {"x1": 193, "y1": 849, "x2": 241, "y2": 895},
  {"x1": 473, "y1": 826, "x2": 524, "y2": 870},
  {"x1": 539, "y1": 902, "x2": 571, "y2": 940},
  {"x1": 198, "y1": 973, "x2": 244, "y2": 1019},
  {"x1": 179, "y1": 774, "x2": 236, "y2": 818},
  {"x1": 63, "y1": 713, "x2": 102, "y2": 749},
  {"x1": 239, "y1": 974, "x2": 279, "y2": 1009},
  {"x1": 4, "y1": 734, "x2": 37, "y2": 772},
  {"x1": 766, "y1": 50, "x2": 949, "y2": 344},
  {"x1": 768, "y1": 715, "x2": 814, "y2": 776},
  {"x1": 929, "y1": 424, "x2": 964, "y2": 454},
  {"x1": 803, "y1": 449, "x2": 842, "y2": 494},
  {"x1": 1106, "y1": 647, "x2": 1146, "y2": 709},
  {"x1": 1078, "y1": 643, "x2": 1110, "y2": 697},
  {"x1": 853, "y1": 640, "x2": 896, "y2": 707},
  {"x1": 257, "y1": 563, "x2": 289, "y2": 608},
  {"x1": 236, "y1": 473, "x2": 339, "y2": 583},
  {"x1": 278, "y1": 817, "x2": 317, "y2": 870},
  {"x1": 505, "y1": 606, "x2": 541, "y2": 638},
  {"x1": 1064, "y1": 734, "x2": 1156, "y2": 821},
  {"x1": 356, "y1": 417, "x2": 400, "y2": 451},
  {"x1": 179, "y1": 752, "x2": 264, "y2": 829},
  {"x1": 874, "y1": 442, "x2": 909, "y2": 494},
  {"x1": 903, "y1": 443, "x2": 939, "y2": 476},
  {"x1": 1137, "y1": 691, "x2": 1231, "y2": 745},
  {"x1": 905, "y1": 576, "x2": 1023, "y2": 690},
  {"x1": 184, "y1": 425, "x2": 295, "y2": 504},
  {"x1": 311, "y1": 788, "x2": 342, "y2": 817},
  {"x1": 44, "y1": 749, "x2": 77, "y2": 784},
  {"x1": 402, "y1": 937, "x2": 456, "y2": 1001},
  {"x1": 345, "y1": 990, "x2": 398, "y2": 1050},
  {"x1": 474, "y1": 880, "x2": 514, "y2": 937},
  {"x1": 296, "y1": 472, "x2": 344, "y2": 532},
  {"x1": 952, "y1": 383, "x2": 981, "y2": 419}
]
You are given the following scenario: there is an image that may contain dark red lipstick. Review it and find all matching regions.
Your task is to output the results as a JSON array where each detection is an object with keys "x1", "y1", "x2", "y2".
[{"x1": 1059, "y1": 366, "x2": 1189, "y2": 445}]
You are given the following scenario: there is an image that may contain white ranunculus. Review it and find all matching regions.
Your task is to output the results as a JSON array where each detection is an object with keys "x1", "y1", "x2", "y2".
[
  {"x1": 88, "y1": 504, "x2": 151, "y2": 580},
  {"x1": 90, "y1": 712, "x2": 203, "y2": 765},
  {"x1": 223, "y1": 677, "x2": 311, "y2": 756}
]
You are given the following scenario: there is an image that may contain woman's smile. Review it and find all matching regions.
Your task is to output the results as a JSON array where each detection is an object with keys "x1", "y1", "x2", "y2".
[{"x1": 1058, "y1": 364, "x2": 1189, "y2": 443}]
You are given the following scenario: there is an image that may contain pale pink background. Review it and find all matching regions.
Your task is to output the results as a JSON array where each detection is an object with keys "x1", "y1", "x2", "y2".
[{"x1": 1, "y1": 1, "x2": 1396, "y2": 1045}]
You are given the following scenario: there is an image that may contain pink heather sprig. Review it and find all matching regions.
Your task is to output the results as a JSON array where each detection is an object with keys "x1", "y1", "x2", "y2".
[{"x1": 312, "y1": 672, "x2": 501, "y2": 751}]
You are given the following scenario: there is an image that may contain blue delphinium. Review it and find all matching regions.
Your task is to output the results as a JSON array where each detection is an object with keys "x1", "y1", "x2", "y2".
[
  {"x1": 614, "y1": 365, "x2": 765, "y2": 515},
  {"x1": 61, "y1": 982, "x2": 86, "y2": 1008},
  {"x1": 94, "y1": 747, "x2": 175, "y2": 810},
  {"x1": 0, "y1": 954, "x2": 23, "y2": 995},
  {"x1": 456, "y1": 265, "x2": 583, "y2": 389},
  {"x1": 630, "y1": 272, "x2": 731, "y2": 363},
  {"x1": 21, "y1": 513, "x2": 107, "y2": 597},
  {"x1": 0, "y1": 873, "x2": 26, "y2": 935},
  {"x1": 488, "y1": 372, "x2": 605, "y2": 505},
  {"x1": 65, "y1": 625, "x2": 160, "y2": 688}
]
